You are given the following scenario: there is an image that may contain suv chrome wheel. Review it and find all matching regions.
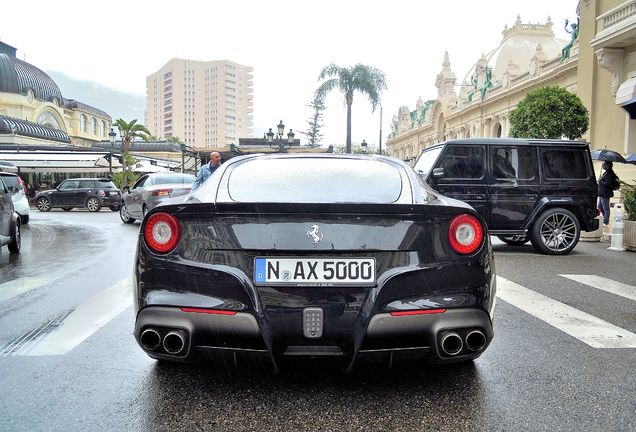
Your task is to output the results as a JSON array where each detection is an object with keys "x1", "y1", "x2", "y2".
[
  {"x1": 530, "y1": 208, "x2": 580, "y2": 255},
  {"x1": 86, "y1": 197, "x2": 101, "y2": 212},
  {"x1": 36, "y1": 197, "x2": 51, "y2": 212}
]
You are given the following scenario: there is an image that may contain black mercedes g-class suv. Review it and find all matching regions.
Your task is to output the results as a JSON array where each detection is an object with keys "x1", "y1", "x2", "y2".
[{"x1": 414, "y1": 138, "x2": 599, "y2": 255}]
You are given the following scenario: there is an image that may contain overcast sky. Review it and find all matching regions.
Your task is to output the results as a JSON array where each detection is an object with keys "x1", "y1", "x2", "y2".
[{"x1": 2, "y1": 0, "x2": 578, "y2": 148}]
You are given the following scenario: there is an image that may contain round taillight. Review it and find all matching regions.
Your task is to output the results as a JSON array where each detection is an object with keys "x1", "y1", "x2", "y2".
[
  {"x1": 448, "y1": 214, "x2": 484, "y2": 255},
  {"x1": 144, "y1": 212, "x2": 181, "y2": 254}
]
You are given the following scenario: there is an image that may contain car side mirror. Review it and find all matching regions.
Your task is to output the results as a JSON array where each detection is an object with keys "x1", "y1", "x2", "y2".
[
  {"x1": 432, "y1": 167, "x2": 445, "y2": 178},
  {"x1": 122, "y1": 186, "x2": 130, "y2": 193}
]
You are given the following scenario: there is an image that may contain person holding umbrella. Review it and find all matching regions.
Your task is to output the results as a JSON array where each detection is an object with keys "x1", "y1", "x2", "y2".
[{"x1": 597, "y1": 160, "x2": 619, "y2": 226}]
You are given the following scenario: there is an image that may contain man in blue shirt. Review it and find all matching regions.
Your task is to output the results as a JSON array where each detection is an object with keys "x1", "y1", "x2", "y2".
[{"x1": 192, "y1": 151, "x2": 221, "y2": 190}]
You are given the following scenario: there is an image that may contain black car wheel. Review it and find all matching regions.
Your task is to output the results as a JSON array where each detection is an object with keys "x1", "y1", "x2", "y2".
[
  {"x1": 36, "y1": 197, "x2": 51, "y2": 212},
  {"x1": 120, "y1": 204, "x2": 136, "y2": 224},
  {"x1": 529, "y1": 208, "x2": 580, "y2": 255},
  {"x1": 20, "y1": 214, "x2": 29, "y2": 225},
  {"x1": 86, "y1": 197, "x2": 102, "y2": 212},
  {"x1": 109, "y1": 205, "x2": 120, "y2": 211},
  {"x1": 497, "y1": 235, "x2": 529, "y2": 246},
  {"x1": 8, "y1": 218, "x2": 20, "y2": 254}
]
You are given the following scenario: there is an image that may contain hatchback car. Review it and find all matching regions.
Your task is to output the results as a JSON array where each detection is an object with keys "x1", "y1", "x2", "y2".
[
  {"x1": 0, "y1": 176, "x2": 20, "y2": 254},
  {"x1": 413, "y1": 138, "x2": 599, "y2": 255},
  {"x1": 133, "y1": 154, "x2": 496, "y2": 369},
  {"x1": 35, "y1": 178, "x2": 122, "y2": 212},
  {"x1": 120, "y1": 172, "x2": 195, "y2": 223},
  {"x1": 0, "y1": 172, "x2": 29, "y2": 224}
]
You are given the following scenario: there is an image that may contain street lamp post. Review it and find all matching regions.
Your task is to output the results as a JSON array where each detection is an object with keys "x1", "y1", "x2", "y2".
[
  {"x1": 266, "y1": 120, "x2": 295, "y2": 151},
  {"x1": 180, "y1": 144, "x2": 186, "y2": 173},
  {"x1": 108, "y1": 128, "x2": 117, "y2": 177}
]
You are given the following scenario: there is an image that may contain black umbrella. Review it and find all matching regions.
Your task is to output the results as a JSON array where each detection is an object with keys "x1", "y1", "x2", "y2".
[
  {"x1": 591, "y1": 149, "x2": 627, "y2": 163},
  {"x1": 626, "y1": 153, "x2": 636, "y2": 164}
]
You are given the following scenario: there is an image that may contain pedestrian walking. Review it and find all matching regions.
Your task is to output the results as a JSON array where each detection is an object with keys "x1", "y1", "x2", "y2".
[
  {"x1": 597, "y1": 161, "x2": 619, "y2": 226},
  {"x1": 192, "y1": 151, "x2": 222, "y2": 191}
]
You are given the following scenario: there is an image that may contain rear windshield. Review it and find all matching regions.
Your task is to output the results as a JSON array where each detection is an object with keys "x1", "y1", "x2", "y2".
[
  {"x1": 96, "y1": 179, "x2": 118, "y2": 188},
  {"x1": 228, "y1": 158, "x2": 403, "y2": 203},
  {"x1": 0, "y1": 174, "x2": 19, "y2": 190},
  {"x1": 154, "y1": 174, "x2": 195, "y2": 185}
]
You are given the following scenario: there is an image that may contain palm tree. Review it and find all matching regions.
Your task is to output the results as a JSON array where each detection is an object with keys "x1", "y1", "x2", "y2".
[
  {"x1": 315, "y1": 63, "x2": 387, "y2": 153},
  {"x1": 113, "y1": 118, "x2": 151, "y2": 185}
]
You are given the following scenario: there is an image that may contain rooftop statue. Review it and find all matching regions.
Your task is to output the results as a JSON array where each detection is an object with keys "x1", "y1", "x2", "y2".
[
  {"x1": 561, "y1": 17, "x2": 579, "y2": 62},
  {"x1": 467, "y1": 75, "x2": 478, "y2": 103},
  {"x1": 479, "y1": 67, "x2": 494, "y2": 100}
]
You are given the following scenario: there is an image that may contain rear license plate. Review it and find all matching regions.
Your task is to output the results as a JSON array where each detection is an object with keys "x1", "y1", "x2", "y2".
[{"x1": 254, "y1": 257, "x2": 376, "y2": 286}]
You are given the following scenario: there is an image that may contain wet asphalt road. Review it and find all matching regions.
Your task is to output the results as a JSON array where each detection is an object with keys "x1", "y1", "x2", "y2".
[{"x1": 0, "y1": 210, "x2": 634, "y2": 431}]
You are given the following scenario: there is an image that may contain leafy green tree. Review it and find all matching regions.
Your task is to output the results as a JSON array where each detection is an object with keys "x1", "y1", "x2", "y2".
[
  {"x1": 315, "y1": 63, "x2": 387, "y2": 153},
  {"x1": 113, "y1": 118, "x2": 151, "y2": 185},
  {"x1": 167, "y1": 136, "x2": 183, "y2": 144},
  {"x1": 304, "y1": 96, "x2": 326, "y2": 147},
  {"x1": 509, "y1": 86, "x2": 589, "y2": 139}
]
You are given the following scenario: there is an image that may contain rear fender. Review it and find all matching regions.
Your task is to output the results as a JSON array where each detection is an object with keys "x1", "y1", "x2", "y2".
[{"x1": 522, "y1": 197, "x2": 591, "y2": 231}]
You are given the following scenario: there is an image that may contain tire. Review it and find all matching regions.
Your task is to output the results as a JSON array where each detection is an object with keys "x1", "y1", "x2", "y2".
[
  {"x1": 109, "y1": 205, "x2": 120, "y2": 211},
  {"x1": 86, "y1": 197, "x2": 102, "y2": 212},
  {"x1": 36, "y1": 197, "x2": 51, "y2": 212},
  {"x1": 20, "y1": 214, "x2": 29, "y2": 225},
  {"x1": 62, "y1": 208, "x2": 73, "y2": 212},
  {"x1": 497, "y1": 235, "x2": 529, "y2": 246},
  {"x1": 8, "y1": 219, "x2": 20, "y2": 254},
  {"x1": 119, "y1": 204, "x2": 136, "y2": 224},
  {"x1": 529, "y1": 208, "x2": 580, "y2": 255}
]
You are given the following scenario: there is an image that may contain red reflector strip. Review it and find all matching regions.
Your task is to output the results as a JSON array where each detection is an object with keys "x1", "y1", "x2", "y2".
[
  {"x1": 389, "y1": 308, "x2": 446, "y2": 316},
  {"x1": 180, "y1": 307, "x2": 237, "y2": 315}
]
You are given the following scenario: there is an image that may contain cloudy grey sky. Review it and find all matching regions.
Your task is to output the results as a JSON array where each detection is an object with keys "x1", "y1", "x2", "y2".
[{"x1": 2, "y1": 0, "x2": 578, "y2": 148}]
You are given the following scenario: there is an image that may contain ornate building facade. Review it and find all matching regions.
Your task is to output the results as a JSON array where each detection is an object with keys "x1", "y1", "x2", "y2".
[
  {"x1": 0, "y1": 41, "x2": 112, "y2": 148},
  {"x1": 387, "y1": 1, "x2": 636, "y2": 170}
]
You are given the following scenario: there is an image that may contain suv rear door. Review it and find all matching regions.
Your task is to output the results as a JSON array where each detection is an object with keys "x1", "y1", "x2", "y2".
[
  {"x1": 427, "y1": 144, "x2": 490, "y2": 224},
  {"x1": 488, "y1": 145, "x2": 540, "y2": 230}
]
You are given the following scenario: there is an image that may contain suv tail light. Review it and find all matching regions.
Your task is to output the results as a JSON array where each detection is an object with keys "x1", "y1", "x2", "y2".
[
  {"x1": 17, "y1": 177, "x2": 26, "y2": 195},
  {"x1": 144, "y1": 212, "x2": 181, "y2": 254},
  {"x1": 152, "y1": 188, "x2": 173, "y2": 197},
  {"x1": 448, "y1": 214, "x2": 484, "y2": 255}
]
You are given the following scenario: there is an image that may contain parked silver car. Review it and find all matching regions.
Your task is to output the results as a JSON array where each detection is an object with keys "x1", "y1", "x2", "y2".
[{"x1": 120, "y1": 172, "x2": 195, "y2": 223}]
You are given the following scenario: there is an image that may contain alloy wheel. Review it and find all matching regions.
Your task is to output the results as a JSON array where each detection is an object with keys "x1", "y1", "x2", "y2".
[
  {"x1": 531, "y1": 208, "x2": 580, "y2": 255},
  {"x1": 36, "y1": 197, "x2": 51, "y2": 212},
  {"x1": 87, "y1": 197, "x2": 101, "y2": 212}
]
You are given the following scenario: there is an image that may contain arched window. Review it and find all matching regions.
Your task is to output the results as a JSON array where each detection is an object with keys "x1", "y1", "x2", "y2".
[
  {"x1": 493, "y1": 122, "x2": 502, "y2": 138},
  {"x1": 100, "y1": 121, "x2": 106, "y2": 137},
  {"x1": 89, "y1": 117, "x2": 96, "y2": 135},
  {"x1": 80, "y1": 115, "x2": 86, "y2": 133}
]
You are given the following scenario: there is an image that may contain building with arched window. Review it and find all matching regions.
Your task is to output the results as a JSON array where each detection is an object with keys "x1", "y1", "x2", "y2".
[
  {"x1": 0, "y1": 41, "x2": 112, "y2": 148},
  {"x1": 387, "y1": 1, "x2": 636, "y2": 179}
]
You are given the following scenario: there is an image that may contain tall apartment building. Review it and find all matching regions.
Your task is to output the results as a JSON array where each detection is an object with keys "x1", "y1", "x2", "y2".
[{"x1": 146, "y1": 58, "x2": 253, "y2": 147}]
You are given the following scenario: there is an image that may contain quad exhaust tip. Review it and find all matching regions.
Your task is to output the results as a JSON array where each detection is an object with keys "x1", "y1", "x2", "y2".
[
  {"x1": 163, "y1": 330, "x2": 186, "y2": 355},
  {"x1": 440, "y1": 331, "x2": 463, "y2": 356},
  {"x1": 465, "y1": 330, "x2": 486, "y2": 351},
  {"x1": 140, "y1": 328, "x2": 161, "y2": 351}
]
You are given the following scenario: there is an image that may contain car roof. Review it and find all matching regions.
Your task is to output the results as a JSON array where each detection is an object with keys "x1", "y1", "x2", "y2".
[
  {"x1": 423, "y1": 138, "x2": 590, "y2": 152},
  {"x1": 0, "y1": 172, "x2": 19, "y2": 177}
]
